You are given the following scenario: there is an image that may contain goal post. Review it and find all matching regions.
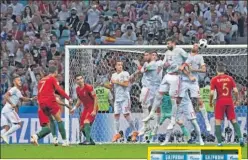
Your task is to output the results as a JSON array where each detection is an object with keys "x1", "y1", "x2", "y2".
[{"x1": 64, "y1": 45, "x2": 247, "y2": 143}]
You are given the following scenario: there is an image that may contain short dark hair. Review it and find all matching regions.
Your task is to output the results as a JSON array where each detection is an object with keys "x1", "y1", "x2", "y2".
[
  {"x1": 115, "y1": 59, "x2": 123, "y2": 66},
  {"x1": 227, "y1": 4, "x2": 233, "y2": 8},
  {"x1": 216, "y1": 63, "x2": 226, "y2": 73},
  {"x1": 75, "y1": 74, "x2": 83, "y2": 79},
  {"x1": 12, "y1": 74, "x2": 20, "y2": 81},
  {"x1": 166, "y1": 36, "x2": 176, "y2": 43},
  {"x1": 48, "y1": 66, "x2": 58, "y2": 74}
]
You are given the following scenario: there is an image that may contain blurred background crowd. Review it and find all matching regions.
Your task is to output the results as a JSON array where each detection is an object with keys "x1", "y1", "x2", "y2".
[{"x1": 0, "y1": 0, "x2": 247, "y2": 111}]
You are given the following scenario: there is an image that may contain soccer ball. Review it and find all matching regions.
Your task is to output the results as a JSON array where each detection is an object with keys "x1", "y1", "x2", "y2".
[{"x1": 198, "y1": 39, "x2": 208, "y2": 49}]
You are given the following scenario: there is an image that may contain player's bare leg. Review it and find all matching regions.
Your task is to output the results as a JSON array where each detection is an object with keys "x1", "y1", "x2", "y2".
[
  {"x1": 80, "y1": 119, "x2": 95, "y2": 145},
  {"x1": 151, "y1": 108, "x2": 161, "y2": 136},
  {"x1": 53, "y1": 110, "x2": 68, "y2": 146},
  {"x1": 139, "y1": 105, "x2": 152, "y2": 136},
  {"x1": 1, "y1": 122, "x2": 22, "y2": 144},
  {"x1": 167, "y1": 97, "x2": 181, "y2": 130},
  {"x1": 124, "y1": 113, "x2": 138, "y2": 142},
  {"x1": 230, "y1": 119, "x2": 244, "y2": 147},
  {"x1": 112, "y1": 114, "x2": 122, "y2": 142},
  {"x1": 143, "y1": 92, "x2": 164, "y2": 122},
  {"x1": 31, "y1": 123, "x2": 51, "y2": 146},
  {"x1": 190, "y1": 119, "x2": 204, "y2": 145},
  {"x1": 197, "y1": 98, "x2": 211, "y2": 132},
  {"x1": 1, "y1": 125, "x2": 10, "y2": 144}
]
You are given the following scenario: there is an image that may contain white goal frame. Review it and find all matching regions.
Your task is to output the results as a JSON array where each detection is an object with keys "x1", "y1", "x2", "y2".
[{"x1": 64, "y1": 44, "x2": 247, "y2": 141}]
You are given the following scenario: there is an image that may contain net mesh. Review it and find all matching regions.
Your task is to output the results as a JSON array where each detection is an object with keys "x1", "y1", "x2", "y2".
[{"x1": 66, "y1": 46, "x2": 247, "y2": 144}]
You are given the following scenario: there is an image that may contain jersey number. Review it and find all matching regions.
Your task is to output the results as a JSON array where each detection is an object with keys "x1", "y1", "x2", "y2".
[
  {"x1": 39, "y1": 80, "x2": 46, "y2": 93},
  {"x1": 222, "y1": 83, "x2": 229, "y2": 96}
]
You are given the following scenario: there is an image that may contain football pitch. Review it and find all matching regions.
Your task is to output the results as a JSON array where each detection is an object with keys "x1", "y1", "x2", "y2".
[{"x1": 1, "y1": 143, "x2": 247, "y2": 159}]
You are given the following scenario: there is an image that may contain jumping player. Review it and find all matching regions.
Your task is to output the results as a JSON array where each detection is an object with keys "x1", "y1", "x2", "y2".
[
  {"x1": 31, "y1": 66, "x2": 73, "y2": 146},
  {"x1": 210, "y1": 63, "x2": 244, "y2": 147},
  {"x1": 104, "y1": 60, "x2": 138, "y2": 142},
  {"x1": 177, "y1": 43, "x2": 211, "y2": 131},
  {"x1": 161, "y1": 91, "x2": 204, "y2": 146},
  {"x1": 1, "y1": 74, "x2": 35, "y2": 144},
  {"x1": 138, "y1": 51, "x2": 163, "y2": 137},
  {"x1": 143, "y1": 37, "x2": 188, "y2": 129},
  {"x1": 70, "y1": 74, "x2": 98, "y2": 145}
]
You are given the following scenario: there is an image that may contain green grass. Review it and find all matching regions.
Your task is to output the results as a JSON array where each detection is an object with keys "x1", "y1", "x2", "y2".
[{"x1": 1, "y1": 144, "x2": 247, "y2": 159}]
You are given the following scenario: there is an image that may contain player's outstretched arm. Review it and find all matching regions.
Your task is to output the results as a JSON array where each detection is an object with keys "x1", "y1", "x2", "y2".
[
  {"x1": 56, "y1": 95, "x2": 72, "y2": 110},
  {"x1": 20, "y1": 96, "x2": 35, "y2": 102},
  {"x1": 70, "y1": 98, "x2": 81, "y2": 114},
  {"x1": 52, "y1": 78, "x2": 70, "y2": 100}
]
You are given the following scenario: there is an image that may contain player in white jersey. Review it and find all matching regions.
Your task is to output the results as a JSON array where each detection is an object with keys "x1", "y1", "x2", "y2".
[
  {"x1": 138, "y1": 51, "x2": 164, "y2": 136},
  {"x1": 143, "y1": 37, "x2": 188, "y2": 129},
  {"x1": 178, "y1": 43, "x2": 211, "y2": 132},
  {"x1": 104, "y1": 60, "x2": 138, "y2": 142},
  {"x1": 1, "y1": 75, "x2": 35, "y2": 144},
  {"x1": 161, "y1": 91, "x2": 204, "y2": 145}
]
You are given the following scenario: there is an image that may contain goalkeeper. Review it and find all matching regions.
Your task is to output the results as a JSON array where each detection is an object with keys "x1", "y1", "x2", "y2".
[{"x1": 159, "y1": 92, "x2": 204, "y2": 145}]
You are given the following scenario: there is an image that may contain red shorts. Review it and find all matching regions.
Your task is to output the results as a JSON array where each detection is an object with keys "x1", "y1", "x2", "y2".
[
  {"x1": 39, "y1": 100, "x2": 60, "y2": 116},
  {"x1": 80, "y1": 109, "x2": 96, "y2": 128},
  {"x1": 215, "y1": 99, "x2": 236, "y2": 120},
  {"x1": 38, "y1": 108, "x2": 49, "y2": 126}
]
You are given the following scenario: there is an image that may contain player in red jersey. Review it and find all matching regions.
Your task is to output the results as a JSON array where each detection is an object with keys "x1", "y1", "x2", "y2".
[
  {"x1": 210, "y1": 63, "x2": 244, "y2": 147},
  {"x1": 31, "y1": 66, "x2": 73, "y2": 146},
  {"x1": 70, "y1": 74, "x2": 98, "y2": 145}
]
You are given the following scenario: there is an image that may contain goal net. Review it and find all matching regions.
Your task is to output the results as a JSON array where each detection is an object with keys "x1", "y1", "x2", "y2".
[{"x1": 65, "y1": 45, "x2": 247, "y2": 144}]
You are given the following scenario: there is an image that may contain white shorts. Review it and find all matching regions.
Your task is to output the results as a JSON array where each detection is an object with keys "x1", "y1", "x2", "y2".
[
  {"x1": 158, "y1": 74, "x2": 179, "y2": 97},
  {"x1": 114, "y1": 99, "x2": 131, "y2": 114},
  {"x1": 179, "y1": 80, "x2": 200, "y2": 98},
  {"x1": 139, "y1": 87, "x2": 157, "y2": 108},
  {"x1": 176, "y1": 97, "x2": 196, "y2": 121},
  {"x1": 1, "y1": 110, "x2": 21, "y2": 127}
]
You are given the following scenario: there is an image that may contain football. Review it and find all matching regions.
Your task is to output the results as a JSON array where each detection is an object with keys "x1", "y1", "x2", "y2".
[{"x1": 199, "y1": 39, "x2": 208, "y2": 49}]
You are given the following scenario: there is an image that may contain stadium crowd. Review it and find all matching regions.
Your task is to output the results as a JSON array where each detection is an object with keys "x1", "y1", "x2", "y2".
[{"x1": 0, "y1": 0, "x2": 247, "y2": 110}]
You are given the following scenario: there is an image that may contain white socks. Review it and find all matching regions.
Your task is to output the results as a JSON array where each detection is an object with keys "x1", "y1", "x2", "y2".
[
  {"x1": 114, "y1": 117, "x2": 120, "y2": 134},
  {"x1": 3, "y1": 124, "x2": 21, "y2": 137},
  {"x1": 125, "y1": 115, "x2": 136, "y2": 131}
]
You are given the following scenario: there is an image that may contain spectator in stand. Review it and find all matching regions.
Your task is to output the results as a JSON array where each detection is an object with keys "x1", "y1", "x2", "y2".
[
  {"x1": 47, "y1": 43, "x2": 60, "y2": 62},
  {"x1": 193, "y1": 4, "x2": 203, "y2": 17},
  {"x1": 23, "y1": 5, "x2": 33, "y2": 24},
  {"x1": 204, "y1": 2, "x2": 221, "y2": 22},
  {"x1": 136, "y1": 12, "x2": 149, "y2": 30},
  {"x1": 75, "y1": 13, "x2": 90, "y2": 39},
  {"x1": 219, "y1": 14, "x2": 232, "y2": 44},
  {"x1": 129, "y1": 4, "x2": 138, "y2": 23},
  {"x1": 195, "y1": 26, "x2": 207, "y2": 42},
  {"x1": 210, "y1": 24, "x2": 225, "y2": 44},
  {"x1": 184, "y1": 0, "x2": 194, "y2": 14},
  {"x1": 66, "y1": 7, "x2": 79, "y2": 31},
  {"x1": 69, "y1": 31, "x2": 80, "y2": 45},
  {"x1": 87, "y1": 4, "x2": 101, "y2": 29},
  {"x1": 216, "y1": 1, "x2": 227, "y2": 15},
  {"x1": 58, "y1": 4, "x2": 70, "y2": 22},
  {"x1": 121, "y1": 25, "x2": 137, "y2": 42},
  {"x1": 10, "y1": 0, "x2": 24, "y2": 17},
  {"x1": 121, "y1": 14, "x2": 136, "y2": 33},
  {"x1": 109, "y1": 14, "x2": 121, "y2": 33},
  {"x1": 135, "y1": 33, "x2": 148, "y2": 45}
]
